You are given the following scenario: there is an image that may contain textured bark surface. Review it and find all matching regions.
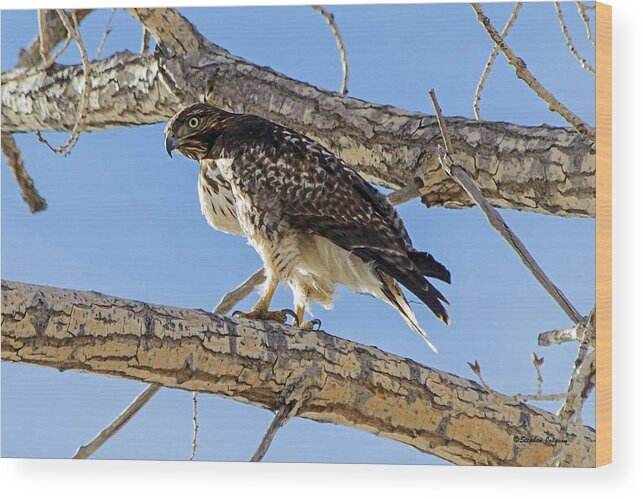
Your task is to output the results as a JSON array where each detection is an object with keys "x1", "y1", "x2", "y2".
[
  {"x1": 1, "y1": 8, "x2": 595, "y2": 217},
  {"x1": 1, "y1": 280, "x2": 595, "y2": 467}
]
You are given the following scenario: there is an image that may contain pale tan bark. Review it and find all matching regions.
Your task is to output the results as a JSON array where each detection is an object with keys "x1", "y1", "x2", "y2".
[
  {"x1": 1, "y1": 8, "x2": 595, "y2": 218},
  {"x1": 1, "y1": 280, "x2": 596, "y2": 467}
]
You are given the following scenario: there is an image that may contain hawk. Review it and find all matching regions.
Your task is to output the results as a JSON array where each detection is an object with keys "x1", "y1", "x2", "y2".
[{"x1": 165, "y1": 103, "x2": 450, "y2": 351}]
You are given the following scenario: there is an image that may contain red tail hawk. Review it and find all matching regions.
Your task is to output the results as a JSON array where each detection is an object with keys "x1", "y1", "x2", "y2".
[{"x1": 165, "y1": 103, "x2": 450, "y2": 352}]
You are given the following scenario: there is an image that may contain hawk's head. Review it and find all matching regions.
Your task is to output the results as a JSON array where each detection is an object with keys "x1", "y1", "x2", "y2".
[{"x1": 165, "y1": 103, "x2": 232, "y2": 161}]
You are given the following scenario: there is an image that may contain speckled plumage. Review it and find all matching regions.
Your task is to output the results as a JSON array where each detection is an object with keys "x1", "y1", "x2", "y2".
[{"x1": 165, "y1": 103, "x2": 451, "y2": 351}]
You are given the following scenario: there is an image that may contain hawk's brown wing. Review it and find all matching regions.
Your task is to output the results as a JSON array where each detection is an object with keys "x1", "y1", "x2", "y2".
[{"x1": 210, "y1": 115, "x2": 450, "y2": 323}]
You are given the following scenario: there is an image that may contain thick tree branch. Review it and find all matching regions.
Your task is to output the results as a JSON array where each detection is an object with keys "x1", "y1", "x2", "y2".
[
  {"x1": 2, "y1": 8, "x2": 596, "y2": 218},
  {"x1": 2, "y1": 280, "x2": 595, "y2": 467},
  {"x1": 2, "y1": 51, "x2": 181, "y2": 132}
]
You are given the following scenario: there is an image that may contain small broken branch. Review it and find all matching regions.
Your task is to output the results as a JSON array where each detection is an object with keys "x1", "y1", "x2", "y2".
[
  {"x1": 1, "y1": 132, "x2": 47, "y2": 213},
  {"x1": 313, "y1": 6, "x2": 349, "y2": 95},
  {"x1": 2, "y1": 33, "x2": 73, "y2": 85},
  {"x1": 429, "y1": 88, "x2": 582, "y2": 324},
  {"x1": 213, "y1": 268, "x2": 266, "y2": 315},
  {"x1": 37, "y1": 10, "x2": 51, "y2": 64},
  {"x1": 17, "y1": 9, "x2": 92, "y2": 68},
  {"x1": 576, "y1": 1, "x2": 596, "y2": 46},
  {"x1": 538, "y1": 307, "x2": 595, "y2": 347},
  {"x1": 95, "y1": 8, "x2": 116, "y2": 60},
  {"x1": 468, "y1": 360, "x2": 566, "y2": 402},
  {"x1": 532, "y1": 352, "x2": 544, "y2": 398},
  {"x1": 473, "y1": 2, "x2": 523, "y2": 120},
  {"x1": 554, "y1": 2, "x2": 595, "y2": 74},
  {"x1": 190, "y1": 392, "x2": 198, "y2": 460},
  {"x1": 73, "y1": 383, "x2": 161, "y2": 459},
  {"x1": 471, "y1": 3, "x2": 595, "y2": 142},
  {"x1": 250, "y1": 402, "x2": 297, "y2": 462},
  {"x1": 141, "y1": 28, "x2": 151, "y2": 54}
]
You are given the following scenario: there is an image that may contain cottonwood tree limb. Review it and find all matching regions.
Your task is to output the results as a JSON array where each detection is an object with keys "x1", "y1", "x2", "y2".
[
  {"x1": 2, "y1": 280, "x2": 595, "y2": 466},
  {"x1": 2, "y1": 8, "x2": 595, "y2": 218}
]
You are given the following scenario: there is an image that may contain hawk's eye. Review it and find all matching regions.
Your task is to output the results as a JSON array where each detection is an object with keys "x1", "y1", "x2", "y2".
[{"x1": 187, "y1": 117, "x2": 200, "y2": 129}]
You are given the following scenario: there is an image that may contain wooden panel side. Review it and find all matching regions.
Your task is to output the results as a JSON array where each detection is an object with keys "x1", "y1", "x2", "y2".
[{"x1": 596, "y1": 1, "x2": 612, "y2": 468}]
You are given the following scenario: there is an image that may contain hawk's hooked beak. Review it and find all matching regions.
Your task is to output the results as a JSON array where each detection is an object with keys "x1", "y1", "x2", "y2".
[{"x1": 165, "y1": 134, "x2": 177, "y2": 158}]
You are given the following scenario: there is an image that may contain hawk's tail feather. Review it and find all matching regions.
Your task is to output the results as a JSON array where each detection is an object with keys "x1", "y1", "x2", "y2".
[
  {"x1": 409, "y1": 250, "x2": 451, "y2": 284},
  {"x1": 354, "y1": 248, "x2": 450, "y2": 326},
  {"x1": 378, "y1": 271, "x2": 439, "y2": 353}
]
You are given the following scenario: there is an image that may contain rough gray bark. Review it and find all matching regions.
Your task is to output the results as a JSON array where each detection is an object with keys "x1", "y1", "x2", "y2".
[
  {"x1": 1, "y1": 280, "x2": 596, "y2": 467},
  {"x1": 1, "y1": 8, "x2": 595, "y2": 218}
]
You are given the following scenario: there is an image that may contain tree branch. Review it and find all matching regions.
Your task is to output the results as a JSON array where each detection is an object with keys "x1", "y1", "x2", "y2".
[
  {"x1": 554, "y1": 2, "x2": 595, "y2": 74},
  {"x1": 312, "y1": 6, "x2": 350, "y2": 95},
  {"x1": 1, "y1": 132, "x2": 47, "y2": 213},
  {"x1": 473, "y1": 2, "x2": 523, "y2": 120},
  {"x1": 429, "y1": 89, "x2": 582, "y2": 324},
  {"x1": 72, "y1": 383, "x2": 161, "y2": 459},
  {"x1": 2, "y1": 7, "x2": 596, "y2": 218},
  {"x1": 2, "y1": 280, "x2": 596, "y2": 467},
  {"x1": 471, "y1": 3, "x2": 595, "y2": 142},
  {"x1": 17, "y1": 9, "x2": 93, "y2": 68}
]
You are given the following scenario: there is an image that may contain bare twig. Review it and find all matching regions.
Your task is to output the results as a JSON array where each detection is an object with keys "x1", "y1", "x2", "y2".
[
  {"x1": 429, "y1": 88, "x2": 582, "y2": 324},
  {"x1": 73, "y1": 384, "x2": 161, "y2": 459},
  {"x1": 141, "y1": 28, "x2": 151, "y2": 54},
  {"x1": 549, "y1": 348, "x2": 595, "y2": 466},
  {"x1": 467, "y1": 360, "x2": 566, "y2": 402},
  {"x1": 538, "y1": 307, "x2": 595, "y2": 347},
  {"x1": 213, "y1": 268, "x2": 266, "y2": 315},
  {"x1": 313, "y1": 6, "x2": 349, "y2": 95},
  {"x1": 37, "y1": 10, "x2": 51, "y2": 64},
  {"x1": 470, "y1": 3, "x2": 595, "y2": 142},
  {"x1": 250, "y1": 367, "x2": 324, "y2": 462},
  {"x1": 36, "y1": 10, "x2": 92, "y2": 156},
  {"x1": 17, "y1": 9, "x2": 93, "y2": 68},
  {"x1": 1, "y1": 33, "x2": 72, "y2": 84},
  {"x1": 95, "y1": 8, "x2": 116, "y2": 60},
  {"x1": 1, "y1": 132, "x2": 47, "y2": 213},
  {"x1": 532, "y1": 352, "x2": 544, "y2": 397},
  {"x1": 576, "y1": 1, "x2": 596, "y2": 46},
  {"x1": 539, "y1": 323, "x2": 583, "y2": 346},
  {"x1": 473, "y1": 2, "x2": 523, "y2": 120},
  {"x1": 554, "y1": 2, "x2": 595, "y2": 74},
  {"x1": 250, "y1": 402, "x2": 296, "y2": 462},
  {"x1": 190, "y1": 392, "x2": 198, "y2": 461}
]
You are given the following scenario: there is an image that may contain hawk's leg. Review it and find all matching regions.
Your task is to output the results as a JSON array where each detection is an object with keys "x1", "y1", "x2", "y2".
[
  {"x1": 232, "y1": 276, "x2": 297, "y2": 324},
  {"x1": 295, "y1": 305, "x2": 322, "y2": 331}
]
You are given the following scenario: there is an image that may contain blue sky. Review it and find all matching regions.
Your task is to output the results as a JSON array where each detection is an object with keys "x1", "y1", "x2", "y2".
[{"x1": 1, "y1": 3, "x2": 596, "y2": 464}]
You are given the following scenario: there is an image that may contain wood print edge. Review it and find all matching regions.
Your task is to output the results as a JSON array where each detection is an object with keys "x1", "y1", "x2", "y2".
[{"x1": 596, "y1": 1, "x2": 612, "y2": 468}]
